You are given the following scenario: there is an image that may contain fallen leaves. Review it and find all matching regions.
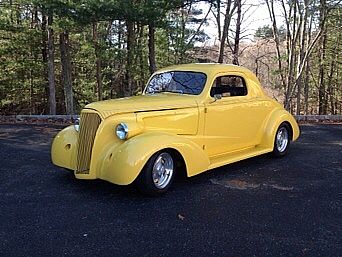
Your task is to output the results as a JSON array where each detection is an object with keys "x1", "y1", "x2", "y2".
[{"x1": 177, "y1": 214, "x2": 185, "y2": 221}]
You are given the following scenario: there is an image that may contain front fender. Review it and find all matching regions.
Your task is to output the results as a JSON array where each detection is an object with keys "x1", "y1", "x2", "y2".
[
  {"x1": 99, "y1": 132, "x2": 210, "y2": 185},
  {"x1": 260, "y1": 108, "x2": 300, "y2": 150},
  {"x1": 51, "y1": 125, "x2": 78, "y2": 170}
]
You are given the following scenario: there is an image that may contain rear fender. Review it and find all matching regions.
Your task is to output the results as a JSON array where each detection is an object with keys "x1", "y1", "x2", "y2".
[{"x1": 261, "y1": 108, "x2": 300, "y2": 150}]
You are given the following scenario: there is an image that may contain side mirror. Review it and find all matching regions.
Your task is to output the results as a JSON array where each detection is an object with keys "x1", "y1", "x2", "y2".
[
  {"x1": 214, "y1": 94, "x2": 222, "y2": 100},
  {"x1": 210, "y1": 94, "x2": 222, "y2": 103}
]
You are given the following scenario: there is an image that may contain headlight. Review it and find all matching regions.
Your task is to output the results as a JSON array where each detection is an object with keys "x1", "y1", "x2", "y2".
[
  {"x1": 74, "y1": 118, "x2": 80, "y2": 132},
  {"x1": 116, "y1": 123, "x2": 128, "y2": 140}
]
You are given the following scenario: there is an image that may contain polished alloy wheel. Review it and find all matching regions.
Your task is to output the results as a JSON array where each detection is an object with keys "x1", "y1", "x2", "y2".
[
  {"x1": 152, "y1": 152, "x2": 174, "y2": 189},
  {"x1": 276, "y1": 127, "x2": 289, "y2": 153}
]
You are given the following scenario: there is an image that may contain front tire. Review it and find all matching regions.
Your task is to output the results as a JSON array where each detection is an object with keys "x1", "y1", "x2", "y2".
[
  {"x1": 272, "y1": 123, "x2": 291, "y2": 157},
  {"x1": 136, "y1": 150, "x2": 175, "y2": 195}
]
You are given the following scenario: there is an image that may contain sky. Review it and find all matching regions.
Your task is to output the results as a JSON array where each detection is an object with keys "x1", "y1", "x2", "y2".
[{"x1": 195, "y1": 0, "x2": 284, "y2": 45}]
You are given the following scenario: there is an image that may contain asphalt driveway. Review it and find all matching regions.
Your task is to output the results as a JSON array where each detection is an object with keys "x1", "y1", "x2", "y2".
[{"x1": 0, "y1": 123, "x2": 341, "y2": 257}]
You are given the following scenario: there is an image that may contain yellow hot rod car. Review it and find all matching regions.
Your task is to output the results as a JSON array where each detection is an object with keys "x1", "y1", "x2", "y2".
[{"x1": 51, "y1": 64, "x2": 299, "y2": 195}]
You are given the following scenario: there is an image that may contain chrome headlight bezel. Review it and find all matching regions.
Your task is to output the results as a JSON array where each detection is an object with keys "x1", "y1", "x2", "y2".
[
  {"x1": 74, "y1": 118, "x2": 80, "y2": 132},
  {"x1": 116, "y1": 123, "x2": 128, "y2": 140}
]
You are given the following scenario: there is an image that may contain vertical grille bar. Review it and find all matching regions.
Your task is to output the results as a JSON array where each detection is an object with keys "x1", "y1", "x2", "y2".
[{"x1": 76, "y1": 112, "x2": 101, "y2": 174}]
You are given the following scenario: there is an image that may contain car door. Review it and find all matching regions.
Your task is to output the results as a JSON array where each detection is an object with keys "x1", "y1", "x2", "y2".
[{"x1": 203, "y1": 73, "x2": 265, "y2": 157}]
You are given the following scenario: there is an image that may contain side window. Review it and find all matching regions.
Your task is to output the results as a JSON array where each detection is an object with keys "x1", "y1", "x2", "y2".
[{"x1": 210, "y1": 75, "x2": 248, "y2": 97}]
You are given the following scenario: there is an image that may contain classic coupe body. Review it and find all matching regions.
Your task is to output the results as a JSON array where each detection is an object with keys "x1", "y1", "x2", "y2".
[{"x1": 51, "y1": 64, "x2": 299, "y2": 194}]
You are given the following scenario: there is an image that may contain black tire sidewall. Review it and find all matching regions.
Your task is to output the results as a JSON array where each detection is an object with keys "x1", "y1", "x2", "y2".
[
  {"x1": 272, "y1": 123, "x2": 291, "y2": 157},
  {"x1": 136, "y1": 150, "x2": 175, "y2": 195}
]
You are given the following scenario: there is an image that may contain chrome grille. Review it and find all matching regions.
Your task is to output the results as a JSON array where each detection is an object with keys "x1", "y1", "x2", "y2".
[{"x1": 76, "y1": 112, "x2": 101, "y2": 174}]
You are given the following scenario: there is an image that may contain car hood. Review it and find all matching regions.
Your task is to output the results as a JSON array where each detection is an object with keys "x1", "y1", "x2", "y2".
[{"x1": 84, "y1": 93, "x2": 199, "y2": 118}]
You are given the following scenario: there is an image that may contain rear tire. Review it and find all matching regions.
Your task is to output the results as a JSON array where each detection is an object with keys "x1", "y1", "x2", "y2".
[
  {"x1": 136, "y1": 150, "x2": 175, "y2": 196},
  {"x1": 272, "y1": 123, "x2": 291, "y2": 157}
]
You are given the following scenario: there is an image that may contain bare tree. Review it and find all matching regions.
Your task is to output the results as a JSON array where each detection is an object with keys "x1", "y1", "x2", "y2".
[
  {"x1": 296, "y1": 0, "x2": 309, "y2": 115},
  {"x1": 47, "y1": 12, "x2": 56, "y2": 115},
  {"x1": 125, "y1": 20, "x2": 134, "y2": 97},
  {"x1": 218, "y1": 0, "x2": 237, "y2": 63},
  {"x1": 304, "y1": 11, "x2": 314, "y2": 115},
  {"x1": 265, "y1": 0, "x2": 287, "y2": 96},
  {"x1": 265, "y1": 0, "x2": 331, "y2": 112},
  {"x1": 148, "y1": 23, "x2": 157, "y2": 75},
  {"x1": 318, "y1": 0, "x2": 328, "y2": 114},
  {"x1": 60, "y1": 30, "x2": 74, "y2": 115},
  {"x1": 232, "y1": 0, "x2": 242, "y2": 65},
  {"x1": 92, "y1": 22, "x2": 103, "y2": 101}
]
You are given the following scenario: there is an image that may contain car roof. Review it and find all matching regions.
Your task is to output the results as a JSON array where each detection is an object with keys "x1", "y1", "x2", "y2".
[
  {"x1": 157, "y1": 63, "x2": 254, "y2": 75},
  {"x1": 154, "y1": 63, "x2": 265, "y2": 98}
]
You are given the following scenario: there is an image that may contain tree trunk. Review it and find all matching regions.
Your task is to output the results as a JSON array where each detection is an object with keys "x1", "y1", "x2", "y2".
[
  {"x1": 216, "y1": 0, "x2": 221, "y2": 40},
  {"x1": 296, "y1": 0, "x2": 308, "y2": 115},
  {"x1": 304, "y1": 58, "x2": 310, "y2": 115},
  {"x1": 138, "y1": 24, "x2": 145, "y2": 91},
  {"x1": 285, "y1": 1, "x2": 297, "y2": 110},
  {"x1": 60, "y1": 30, "x2": 74, "y2": 115},
  {"x1": 304, "y1": 11, "x2": 313, "y2": 115},
  {"x1": 117, "y1": 20, "x2": 122, "y2": 49},
  {"x1": 9, "y1": 0, "x2": 14, "y2": 23},
  {"x1": 29, "y1": 7, "x2": 38, "y2": 114},
  {"x1": 148, "y1": 23, "x2": 157, "y2": 75},
  {"x1": 41, "y1": 12, "x2": 49, "y2": 112},
  {"x1": 232, "y1": 0, "x2": 241, "y2": 65},
  {"x1": 124, "y1": 20, "x2": 134, "y2": 97},
  {"x1": 177, "y1": 7, "x2": 187, "y2": 63},
  {"x1": 318, "y1": 2, "x2": 327, "y2": 115},
  {"x1": 218, "y1": 0, "x2": 234, "y2": 63},
  {"x1": 265, "y1": 0, "x2": 287, "y2": 94},
  {"x1": 92, "y1": 22, "x2": 102, "y2": 101},
  {"x1": 327, "y1": 58, "x2": 336, "y2": 114},
  {"x1": 47, "y1": 13, "x2": 56, "y2": 115}
]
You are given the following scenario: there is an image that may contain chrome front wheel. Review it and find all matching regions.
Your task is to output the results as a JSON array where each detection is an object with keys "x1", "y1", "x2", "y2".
[
  {"x1": 136, "y1": 150, "x2": 176, "y2": 195},
  {"x1": 152, "y1": 152, "x2": 174, "y2": 189}
]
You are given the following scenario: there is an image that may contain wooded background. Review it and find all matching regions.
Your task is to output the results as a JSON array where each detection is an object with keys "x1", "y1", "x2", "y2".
[{"x1": 0, "y1": 0, "x2": 341, "y2": 115}]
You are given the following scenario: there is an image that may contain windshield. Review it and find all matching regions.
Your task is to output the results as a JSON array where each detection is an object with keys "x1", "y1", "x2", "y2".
[{"x1": 145, "y1": 71, "x2": 207, "y2": 95}]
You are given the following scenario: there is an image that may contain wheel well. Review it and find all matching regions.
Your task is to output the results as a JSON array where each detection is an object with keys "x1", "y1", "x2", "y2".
[
  {"x1": 165, "y1": 148, "x2": 187, "y2": 178},
  {"x1": 282, "y1": 121, "x2": 293, "y2": 141}
]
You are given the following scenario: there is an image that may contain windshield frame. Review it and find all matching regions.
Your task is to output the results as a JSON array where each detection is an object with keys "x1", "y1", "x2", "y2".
[{"x1": 144, "y1": 70, "x2": 208, "y2": 96}]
